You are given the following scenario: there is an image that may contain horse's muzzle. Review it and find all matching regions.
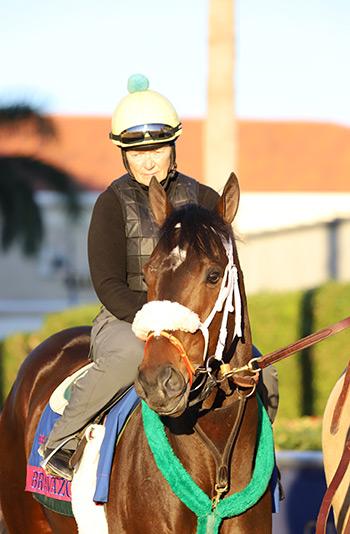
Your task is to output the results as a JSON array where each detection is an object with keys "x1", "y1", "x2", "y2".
[{"x1": 135, "y1": 365, "x2": 189, "y2": 416}]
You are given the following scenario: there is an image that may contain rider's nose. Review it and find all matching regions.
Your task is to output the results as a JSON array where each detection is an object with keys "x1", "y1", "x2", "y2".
[{"x1": 144, "y1": 156, "x2": 155, "y2": 170}]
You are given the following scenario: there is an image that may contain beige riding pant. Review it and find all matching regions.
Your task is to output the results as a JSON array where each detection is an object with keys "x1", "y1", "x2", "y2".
[{"x1": 46, "y1": 308, "x2": 144, "y2": 450}]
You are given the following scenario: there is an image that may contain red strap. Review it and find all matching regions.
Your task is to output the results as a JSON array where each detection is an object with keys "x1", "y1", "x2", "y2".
[
  {"x1": 331, "y1": 362, "x2": 350, "y2": 435},
  {"x1": 315, "y1": 436, "x2": 350, "y2": 534},
  {"x1": 256, "y1": 316, "x2": 350, "y2": 369},
  {"x1": 145, "y1": 331, "x2": 195, "y2": 386}
]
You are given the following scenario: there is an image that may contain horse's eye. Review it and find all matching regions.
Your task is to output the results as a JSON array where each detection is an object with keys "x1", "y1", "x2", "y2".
[{"x1": 206, "y1": 270, "x2": 221, "y2": 285}]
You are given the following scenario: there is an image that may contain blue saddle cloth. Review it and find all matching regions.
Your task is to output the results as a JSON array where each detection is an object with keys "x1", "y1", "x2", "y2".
[
  {"x1": 26, "y1": 386, "x2": 140, "y2": 511},
  {"x1": 94, "y1": 387, "x2": 140, "y2": 502},
  {"x1": 27, "y1": 387, "x2": 280, "y2": 511}
]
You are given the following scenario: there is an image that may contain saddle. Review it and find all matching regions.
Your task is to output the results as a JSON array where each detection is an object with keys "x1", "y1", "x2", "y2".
[{"x1": 26, "y1": 365, "x2": 140, "y2": 516}]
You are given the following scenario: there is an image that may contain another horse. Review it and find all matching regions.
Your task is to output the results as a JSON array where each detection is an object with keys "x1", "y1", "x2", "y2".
[
  {"x1": 318, "y1": 364, "x2": 350, "y2": 533},
  {"x1": 0, "y1": 173, "x2": 273, "y2": 533}
]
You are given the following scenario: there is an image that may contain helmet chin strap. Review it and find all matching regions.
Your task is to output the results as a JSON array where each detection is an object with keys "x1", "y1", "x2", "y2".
[
  {"x1": 121, "y1": 143, "x2": 177, "y2": 184},
  {"x1": 167, "y1": 143, "x2": 177, "y2": 180}
]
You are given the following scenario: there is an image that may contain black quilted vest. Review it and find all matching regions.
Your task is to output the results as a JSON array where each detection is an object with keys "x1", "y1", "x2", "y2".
[{"x1": 111, "y1": 173, "x2": 199, "y2": 291}]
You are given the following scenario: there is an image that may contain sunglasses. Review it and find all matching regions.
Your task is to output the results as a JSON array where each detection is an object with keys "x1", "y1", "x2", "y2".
[{"x1": 110, "y1": 123, "x2": 181, "y2": 145}]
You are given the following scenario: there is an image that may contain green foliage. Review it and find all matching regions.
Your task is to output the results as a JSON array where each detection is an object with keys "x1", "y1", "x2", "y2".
[
  {"x1": 0, "y1": 103, "x2": 56, "y2": 137},
  {"x1": 1, "y1": 281, "x2": 349, "y2": 450},
  {"x1": 0, "y1": 103, "x2": 82, "y2": 256},
  {"x1": 311, "y1": 282, "x2": 350, "y2": 414},
  {"x1": 0, "y1": 156, "x2": 81, "y2": 255},
  {"x1": 0, "y1": 303, "x2": 99, "y2": 397},
  {"x1": 274, "y1": 417, "x2": 322, "y2": 451},
  {"x1": 248, "y1": 290, "x2": 303, "y2": 420},
  {"x1": 248, "y1": 283, "x2": 350, "y2": 420}
]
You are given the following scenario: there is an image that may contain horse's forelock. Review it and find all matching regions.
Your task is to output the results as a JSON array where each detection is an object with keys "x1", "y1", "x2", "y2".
[{"x1": 159, "y1": 204, "x2": 232, "y2": 258}]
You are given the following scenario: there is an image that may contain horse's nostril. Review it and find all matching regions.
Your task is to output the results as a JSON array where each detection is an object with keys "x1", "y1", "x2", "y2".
[{"x1": 160, "y1": 366, "x2": 183, "y2": 394}]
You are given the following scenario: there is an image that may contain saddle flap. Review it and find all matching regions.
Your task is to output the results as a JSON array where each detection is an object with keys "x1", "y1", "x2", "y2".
[{"x1": 49, "y1": 363, "x2": 94, "y2": 415}]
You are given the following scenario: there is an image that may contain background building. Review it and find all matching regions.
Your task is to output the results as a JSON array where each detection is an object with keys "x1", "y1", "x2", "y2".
[{"x1": 1, "y1": 115, "x2": 349, "y2": 304}]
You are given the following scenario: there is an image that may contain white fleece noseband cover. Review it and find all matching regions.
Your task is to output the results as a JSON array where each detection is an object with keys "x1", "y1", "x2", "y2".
[
  {"x1": 132, "y1": 301, "x2": 201, "y2": 340},
  {"x1": 131, "y1": 238, "x2": 242, "y2": 362}
]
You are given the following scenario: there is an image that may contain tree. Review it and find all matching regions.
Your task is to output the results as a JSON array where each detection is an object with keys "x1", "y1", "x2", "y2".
[{"x1": 0, "y1": 104, "x2": 81, "y2": 256}]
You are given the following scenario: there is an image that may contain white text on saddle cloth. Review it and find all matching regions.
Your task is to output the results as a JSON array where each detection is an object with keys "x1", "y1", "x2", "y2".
[{"x1": 132, "y1": 238, "x2": 242, "y2": 362}]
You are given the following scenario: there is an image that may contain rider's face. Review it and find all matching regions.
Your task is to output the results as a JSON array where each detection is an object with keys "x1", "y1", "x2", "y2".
[{"x1": 125, "y1": 145, "x2": 172, "y2": 186}]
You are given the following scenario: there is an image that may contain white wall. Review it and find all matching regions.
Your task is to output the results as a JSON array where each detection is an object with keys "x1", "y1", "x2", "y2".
[
  {"x1": 238, "y1": 219, "x2": 350, "y2": 294},
  {"x1": 236, "y1": 193, "x2": 350, "y2": 233},
  {"x1": 1, "y1": 192, "x2": 349, "y2": 306}
]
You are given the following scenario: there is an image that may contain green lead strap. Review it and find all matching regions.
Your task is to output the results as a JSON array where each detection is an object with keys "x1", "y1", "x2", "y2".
[{"x1": 142, "y1": 396, "x2": 275, "y2": 533}]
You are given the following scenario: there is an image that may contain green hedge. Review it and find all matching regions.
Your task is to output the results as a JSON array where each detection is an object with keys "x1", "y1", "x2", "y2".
[
  {"x1": 0, "y1": 303, "x2": 100, "y2": 400},
  {"x1": 273, "y1": 417, "x2": 322, "y2": 451},
  {"x1": 1, "y1": 282, "x2": 349, "y2": 450},
  {"x1": 249, "y1": 281, "x2": 350, "y2": 420}
]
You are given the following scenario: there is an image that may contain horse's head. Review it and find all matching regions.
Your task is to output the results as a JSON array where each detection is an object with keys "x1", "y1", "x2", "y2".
[{"x1": 133, "y1": 173, "x2": 252, "y2": 416}]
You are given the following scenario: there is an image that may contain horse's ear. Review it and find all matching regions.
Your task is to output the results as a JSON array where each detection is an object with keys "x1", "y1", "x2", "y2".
[
  {"x1": 148, "y1": 176, "x2": 173, "y2": 226},
  {"x1": 216, "y1": 172, "x2": 240, "y2": 224}
]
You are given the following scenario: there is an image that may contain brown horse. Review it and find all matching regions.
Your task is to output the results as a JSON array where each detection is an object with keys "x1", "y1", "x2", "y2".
[{"x1": 0, "y1": 174, "x2": 273, "y2": 533}]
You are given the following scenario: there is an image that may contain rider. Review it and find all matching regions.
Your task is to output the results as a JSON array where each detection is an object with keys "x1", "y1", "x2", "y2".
[{"x1": 41, "y1": 74, "x2": 278, "y2": 480}]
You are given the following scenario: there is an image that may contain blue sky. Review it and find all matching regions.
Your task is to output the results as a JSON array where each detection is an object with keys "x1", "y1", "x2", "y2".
[{"x1": 1, "y1": 0, "x2": 350, "y2": 125}]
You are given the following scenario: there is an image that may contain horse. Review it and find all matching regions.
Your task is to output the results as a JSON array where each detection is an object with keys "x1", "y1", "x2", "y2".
[
  {"x1": 317, "y1": 363, "x2": 350, "y2": 533},
  {"x1": 0, "y1": 173, "x2": 274, "y2": 533}
]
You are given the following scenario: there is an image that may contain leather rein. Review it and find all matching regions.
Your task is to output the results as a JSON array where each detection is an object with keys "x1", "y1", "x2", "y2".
[
  {"x1": 149, "y1": 316, "x2": 350, "y2": 395},
  {"x1": 316, "y1": 360, "x2": 350, "y2": 534},
  {"x1": 214, "y1": 315, "x2": 350, "y2": 384}
]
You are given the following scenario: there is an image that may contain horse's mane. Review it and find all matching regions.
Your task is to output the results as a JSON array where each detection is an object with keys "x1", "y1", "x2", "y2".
[{"x1": 159, "y1": 203, "x2": 232, "y2": 258}]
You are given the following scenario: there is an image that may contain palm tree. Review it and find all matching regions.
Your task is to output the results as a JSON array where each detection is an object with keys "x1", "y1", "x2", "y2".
[
  {"x1": 0, "y1": 104, "x2": 80, "y2": 256},
  {"x1": 204, "y1": 0, "x2": 236, "y2": 190}
]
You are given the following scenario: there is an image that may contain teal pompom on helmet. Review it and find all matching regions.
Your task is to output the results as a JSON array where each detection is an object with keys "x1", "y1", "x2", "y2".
[
  {"x1": 127, "y1": 74, "x2": 150, "y2": 93},
  {"x1": 110, "y1": 74, "x2": 182, "y2": 148}
]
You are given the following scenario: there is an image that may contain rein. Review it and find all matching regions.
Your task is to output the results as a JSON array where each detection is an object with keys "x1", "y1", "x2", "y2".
[
  {"x1": 218, "y1": 315, "x2": 350, "y2": 384},
  {"x1": 316, "y1": 429, "x2": 350, "y2": 534},
  {"x1": 316, "y1": 361, "x2": 350, "y2": 534},
  {"x1": 254, "y1": 315, "x2": 350, "y2": 370}
]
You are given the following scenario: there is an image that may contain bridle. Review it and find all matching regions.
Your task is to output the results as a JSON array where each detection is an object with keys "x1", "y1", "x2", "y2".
[
  {"x1": 132, "y1": 236, "x2": 253, "y2": 402},
  {"x1": 144, "y1": 330, "x2": 196, "y2": 387},
  {"x1": 133, "y1": 224, "x2": 350, "y2": 398}
]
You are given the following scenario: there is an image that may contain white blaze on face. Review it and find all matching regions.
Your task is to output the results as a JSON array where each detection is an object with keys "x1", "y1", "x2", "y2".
[{"x1": 169, "y1": 245, "x2": 187, "y2": 271}]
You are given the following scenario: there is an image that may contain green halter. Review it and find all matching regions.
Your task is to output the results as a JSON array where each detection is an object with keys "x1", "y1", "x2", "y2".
[{"x1": 142, "y1": 396, "x2": 274, "y2": 534}]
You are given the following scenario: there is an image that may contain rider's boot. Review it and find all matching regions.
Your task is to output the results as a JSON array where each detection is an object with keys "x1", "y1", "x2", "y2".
[{"x1": 40, "y1": 447, "x2": 74, "y2": 480}]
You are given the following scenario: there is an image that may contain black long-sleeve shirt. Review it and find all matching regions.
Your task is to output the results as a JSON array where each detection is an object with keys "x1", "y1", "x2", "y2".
[{"x1": 88, "y1": 174, "x2": 219, "y2": 323}]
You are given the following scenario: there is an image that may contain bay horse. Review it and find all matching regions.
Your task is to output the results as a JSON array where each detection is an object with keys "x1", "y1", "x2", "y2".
[{"x1": 0, "y1": 173, "x2": 273, "y2": 533}]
